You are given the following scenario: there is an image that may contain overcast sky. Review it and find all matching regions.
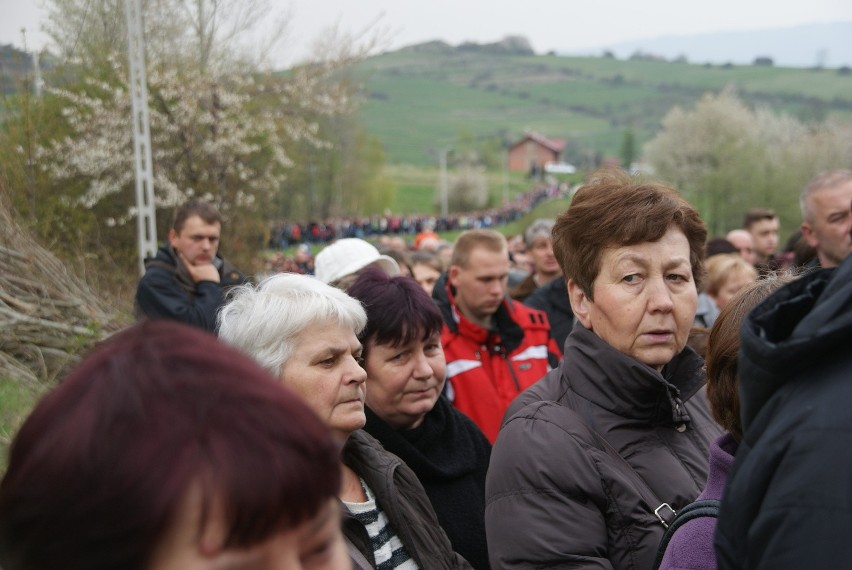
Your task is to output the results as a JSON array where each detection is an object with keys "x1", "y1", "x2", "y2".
[{"x1": 3, "y1": 0, "x2": 851, "y2": 66}]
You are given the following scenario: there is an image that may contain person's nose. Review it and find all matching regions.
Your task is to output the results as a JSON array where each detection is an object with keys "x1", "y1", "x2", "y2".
[
  {"x1": 412, "y1": 350, "x2": 433, "y2": 380},
  {"x1": 346, "y1": 355, "x2": 367, "y2": 385},
  {"x1": 646, "y1": 275, "x2": 675, "y2": 313}
]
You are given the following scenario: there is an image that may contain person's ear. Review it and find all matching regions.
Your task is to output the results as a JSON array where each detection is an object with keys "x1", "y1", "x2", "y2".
[
  {"x1": 168, "y1": 228, "x2": 178, "y2": 247},
  {"x1": 800, "y1": 222, "x2": 818, "y2": 249},
  {"x1": 567, "y1": 278, "x2": 592, "y2": 329},
  {"x1": 448, "y1": 265, "x2": 461, "y2": 287}
]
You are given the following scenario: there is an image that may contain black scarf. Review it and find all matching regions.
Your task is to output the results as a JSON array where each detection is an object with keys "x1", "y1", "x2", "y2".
[{"x1": 364, "y1": 396, "x2": 492, "y2": 569}]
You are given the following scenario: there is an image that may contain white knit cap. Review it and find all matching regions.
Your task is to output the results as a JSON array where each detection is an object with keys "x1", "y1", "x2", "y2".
[{"x1": 314, "y1": 238, "x2": 401, "y2": 284}]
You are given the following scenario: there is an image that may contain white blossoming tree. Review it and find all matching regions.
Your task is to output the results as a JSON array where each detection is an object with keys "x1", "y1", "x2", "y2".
[
  {"x1": 644, "y1": 88, "x2": 852, "y2": 234},
  {"x1": 39, "y1": 58, "x2": 355, "y2": 240},
  {"x1": 16, "y1": 0, "x2": 377, "y2": 270}
]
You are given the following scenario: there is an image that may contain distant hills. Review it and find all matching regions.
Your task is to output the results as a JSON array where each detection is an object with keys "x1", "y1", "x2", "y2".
[
  {"x1": 573, "y1": 22, "x2": 852, "y2": 69},
  {"x1": 355, "y1": 41, "x2": 852, "y2": 166}
]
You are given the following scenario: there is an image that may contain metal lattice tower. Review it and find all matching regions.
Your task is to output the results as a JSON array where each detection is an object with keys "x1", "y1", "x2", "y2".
[{"x1": 125, "y1": 0, "x2": 158, "y2": 275}]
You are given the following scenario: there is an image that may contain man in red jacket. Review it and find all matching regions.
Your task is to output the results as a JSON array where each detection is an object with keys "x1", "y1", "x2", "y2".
[{"x1": 433, "y1": 229, "x2": 561, "y2": 442}]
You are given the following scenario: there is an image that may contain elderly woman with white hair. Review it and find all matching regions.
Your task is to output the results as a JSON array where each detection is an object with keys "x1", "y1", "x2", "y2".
[{"x1": 218, "y1": 273, "x2": 470, "y2": 570}]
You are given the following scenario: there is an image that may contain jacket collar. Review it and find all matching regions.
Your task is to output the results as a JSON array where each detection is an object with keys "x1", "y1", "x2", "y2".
[
  {"x1": 544, "y1": 277, "x2": 572, "y2": 312},
  {"x1": 341, "y1": 429, "x2": 400, "y2": 478},
  {"x1": 434, "y1": 274, "x2": 526, "y2": 353},
  {"x1": 561, "y1": 325, "x2": 704, "y2": 425}
]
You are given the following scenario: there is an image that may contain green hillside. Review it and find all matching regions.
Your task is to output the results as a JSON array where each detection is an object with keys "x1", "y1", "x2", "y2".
[{"x1": 354, "y1": 45, "x2": 852, "y2": 166}]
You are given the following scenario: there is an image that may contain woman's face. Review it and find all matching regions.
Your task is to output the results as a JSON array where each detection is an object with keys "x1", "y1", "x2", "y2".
[
  {"x1": 151, "y1": 493, "x2": 349, "y2": 570},
  {"x1": 279, "y1": 321, "x2": 367, "y2": 440},
  {"x1": 569, "y1": 227, "x2": 698, "y2": 370},
  {"x1": 363, "y1": 331, "x2": 446, "y2": 430}
]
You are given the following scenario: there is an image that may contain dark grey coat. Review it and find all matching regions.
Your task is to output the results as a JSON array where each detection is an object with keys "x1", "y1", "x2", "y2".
[{"x1": 485, "y1": 325, "x2": 721, "y2": 569}]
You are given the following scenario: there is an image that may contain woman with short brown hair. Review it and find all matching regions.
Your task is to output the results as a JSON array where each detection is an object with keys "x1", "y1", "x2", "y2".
[{"x1": 487, "y1": 169, "x2": 722, "y2": 569}]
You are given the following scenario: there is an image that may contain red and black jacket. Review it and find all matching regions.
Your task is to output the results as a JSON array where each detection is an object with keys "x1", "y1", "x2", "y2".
[{"x1": 433, "y1": 275, "x2": 561, "y2": 443}]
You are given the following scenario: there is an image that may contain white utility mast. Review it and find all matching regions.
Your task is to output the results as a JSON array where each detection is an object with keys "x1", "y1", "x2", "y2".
[{"x1": 125, "y1": 0, "x2": 158, "y2": 275}]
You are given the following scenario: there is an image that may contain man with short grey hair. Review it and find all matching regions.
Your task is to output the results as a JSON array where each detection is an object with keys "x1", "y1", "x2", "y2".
[
  {"x1": 509, "y1": 218, "x2": 561, "y2": 301},
  {"x1": 799, "y1": 169, "x2": 852, "y2": 268}
]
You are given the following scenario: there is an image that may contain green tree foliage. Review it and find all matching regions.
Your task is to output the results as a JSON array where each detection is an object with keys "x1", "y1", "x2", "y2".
[
  {"x1": 275, "y1": 111, "x2": 393, "y2": 222},
  {"x1": 644, "y1": 88, "x2": 852, "y2": 235},
  {"x1": 442, "y1": 165, "x2": 489, "y2": 212},
  {"x1": 0, "y1": 72, "x2": 113, "y2": 288}
]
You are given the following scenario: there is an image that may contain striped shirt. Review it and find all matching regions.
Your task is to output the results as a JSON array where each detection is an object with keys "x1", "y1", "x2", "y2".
[{"x1": 343, "y1": 478, "x2": 419, "y2": 570}]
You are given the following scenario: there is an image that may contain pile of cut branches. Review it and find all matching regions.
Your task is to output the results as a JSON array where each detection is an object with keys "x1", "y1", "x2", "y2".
[{"x1": 0, "y1": 192, "x2": 121, "y2": 386}]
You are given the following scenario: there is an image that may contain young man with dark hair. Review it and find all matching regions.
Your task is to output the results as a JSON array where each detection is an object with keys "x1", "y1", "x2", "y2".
[
  {"x1": 135, "y1": 199, "x2": 247, "y2": 332},
  {"x1": 742, "y1": 208, "x2": 780, "y2": 272}
]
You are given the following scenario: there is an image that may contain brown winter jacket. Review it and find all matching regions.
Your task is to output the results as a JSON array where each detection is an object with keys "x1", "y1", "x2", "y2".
[
  {"x1": 485, "y1": 325, "x2": 721, "y2": 569},
  {"x1": 341, "y1": 429, "x2": 472, "y2": 569}
]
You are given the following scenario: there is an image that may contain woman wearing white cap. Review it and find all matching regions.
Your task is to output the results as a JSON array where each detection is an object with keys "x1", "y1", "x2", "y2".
[{"x1": 315, "y1": 238, "x2": 400, "y2": 289}]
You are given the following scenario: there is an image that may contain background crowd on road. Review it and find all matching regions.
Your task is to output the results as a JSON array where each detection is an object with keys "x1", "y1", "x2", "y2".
[{"x1": 268, "y1": 184, "x2": 564, "y2": 249}]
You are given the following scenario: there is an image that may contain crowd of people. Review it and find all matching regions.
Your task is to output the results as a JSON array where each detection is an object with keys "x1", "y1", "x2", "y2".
[
  {"x1": 267, "y1": 183, "x2": 563, "y2": 249},
  {"x1": 1, "y1": 168, "x2": 850, "y2": 569}
]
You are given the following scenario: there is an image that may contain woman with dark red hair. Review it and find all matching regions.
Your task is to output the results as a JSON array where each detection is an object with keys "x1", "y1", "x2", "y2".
[
  {"x1": 348, "y1": 268, "x2": 492, "y2": 569},
  {"x1": 0, "y1": 321, "x2": 347, "y2": 570}
]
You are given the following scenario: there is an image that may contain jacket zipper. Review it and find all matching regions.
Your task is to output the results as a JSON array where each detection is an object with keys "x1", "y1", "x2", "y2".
[{"x1": 498, "y1": 344, "x2": 521, "y2": 392}]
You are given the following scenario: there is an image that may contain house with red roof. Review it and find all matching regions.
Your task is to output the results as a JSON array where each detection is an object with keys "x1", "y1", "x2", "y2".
[{"x1": 507, "y1": 132, "x2": 566, "y2": 173}]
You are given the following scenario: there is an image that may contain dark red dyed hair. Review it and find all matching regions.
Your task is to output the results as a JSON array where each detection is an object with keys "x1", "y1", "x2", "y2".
[
  {"x1": 0, "y1": 321, "x2": 340, "y2": 570},
  {"x1": 348, "y1": 268, "x2": 443, "y2": 358}
]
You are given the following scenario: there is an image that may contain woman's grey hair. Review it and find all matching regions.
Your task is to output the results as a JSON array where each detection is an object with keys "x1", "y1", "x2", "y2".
[{"x1": 218, "y1": 273, "x2": 367, "y2": 376}]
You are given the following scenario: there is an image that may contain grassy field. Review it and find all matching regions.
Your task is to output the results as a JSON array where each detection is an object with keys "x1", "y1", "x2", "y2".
[
  {"x1": 384, "y1": 164, "x2": 544, "y2": 214},
  {"x1": 354, "y1": 48, "x2": 852, "y2": 166},
  {"x1": 0, "y1": 378, "x2": 45, "y2": 471}
]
